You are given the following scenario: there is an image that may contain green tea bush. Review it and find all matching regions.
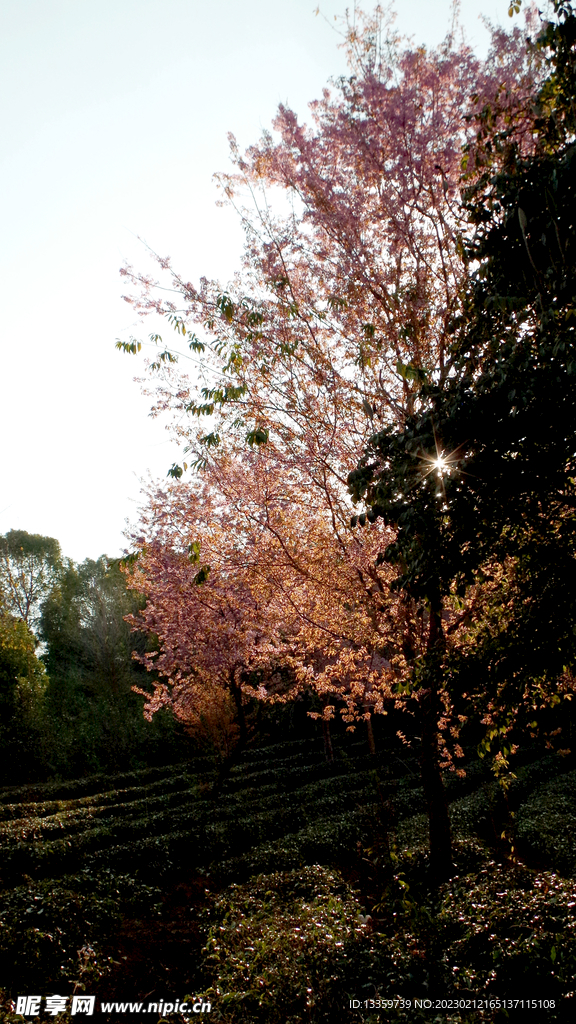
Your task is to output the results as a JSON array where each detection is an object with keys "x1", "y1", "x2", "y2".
[
  {"x1": 0, "y1": 802, "x2": 208, "y2": 881},
  {"x1": 345, "y1": 840, "x2": 575, "y2": 1019},
  {"x1": 1, "y1": 736, "x2": 575, "y2": 1021},
  {"x1": 438, "y1": 861, "x2": 576, "y2": 1003},
  {"x1": 516, "y1": 770, "x2": 576, "y2": 876},
  {"x1": 0, "y1": 871, "x2": 162, "y2": 990},
  {"x1": 394, "y1": 812, "x2": 429, "y2": 850},
  {"x1": 202, "y1": 864, "x2": 384, "y2": 1023},
  {"x1": 0, "y1": 785, "x2": 200, "y2": 847}
]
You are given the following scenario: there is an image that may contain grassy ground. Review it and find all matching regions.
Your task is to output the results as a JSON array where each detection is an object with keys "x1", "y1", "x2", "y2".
[{"x1": 0, "y1": 737, "x2": 574, "y2": 1023}]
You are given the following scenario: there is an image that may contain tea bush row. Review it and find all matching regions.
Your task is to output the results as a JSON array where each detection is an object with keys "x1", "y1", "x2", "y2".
[
  {"x1": 0, "y1": 770, "x2": 199, "y2": 824},
  {"x1": 0, "y1": 782, "x2": 378, "y2": 882},
  {"x1": 215, "y1": 807, "x2": 370, "y2": 883},
  {"x1": 0, "y1": 758, "x2": 210, "y2": 807},
  {"x1": 0, "y1": 754, "x2": 391, "y2": 880},
  {"x1": 0, "y1": 870, "x2": 163, "y2": 991},
  {"x1": 0, "y1": 782, "x2": 200, "y2": 844}
]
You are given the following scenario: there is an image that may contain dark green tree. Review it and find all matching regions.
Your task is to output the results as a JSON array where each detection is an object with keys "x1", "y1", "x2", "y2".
[
  {"x1": 39, "y1": 556, "x2": 185, "y2": 775},
  {"x1": 349, "y1": 0, "x2": 576, "y2": 879},
  {"x1": 41, "y1": 556, "x2": 146, "y2": 689},
  {"x1": 0, "y1": 612, "x2": 48, "y2": 780}
]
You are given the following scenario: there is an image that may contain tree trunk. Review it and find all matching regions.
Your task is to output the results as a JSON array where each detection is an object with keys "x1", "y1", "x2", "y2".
[
  {"x1": 212, "y1": 668, "x2": 249, "y2": 796},
  {"x1": 367, "y1": 723, "x2": 392, "y2": 861},
  {"x1": 366, "y1": 713, "x2": 377, "y2": 757},
  {"x1": 322, "y1": 718, "x2": 334, "y2": 762},
  {"x1": 419, "y1": 605, "x2": 454, "y2": 881},
  {"x1": 229, "y1": 667, "x2": 248, "y2": 748}
]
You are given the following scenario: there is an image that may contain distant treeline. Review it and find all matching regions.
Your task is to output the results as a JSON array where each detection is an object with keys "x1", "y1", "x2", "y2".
[{"x1": 0, "y1": 530, "x2": 190, "y2": 783}]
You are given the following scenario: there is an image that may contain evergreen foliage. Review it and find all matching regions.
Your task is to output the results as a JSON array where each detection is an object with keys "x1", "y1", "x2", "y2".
[{"x1": 348, "y1": 0, "x2": 576, "y2": 875}]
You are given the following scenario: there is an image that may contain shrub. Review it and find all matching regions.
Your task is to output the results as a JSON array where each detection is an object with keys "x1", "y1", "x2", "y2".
[
  {"x1": 0, "y1": 871, "x2": 162, "y2": 991},
  {"x1": 438, "y1": 861, "x2": 576, "y2": 1003},
  {"x1": 516, "y1": 770, "x2": 576, "y2": 876},
  {"x1": 202, "y1": 864, "x2": 384, "y2": 1023}
]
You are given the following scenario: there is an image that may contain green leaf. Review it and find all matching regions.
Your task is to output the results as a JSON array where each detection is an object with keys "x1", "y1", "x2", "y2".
[
  {"x1": 150, "y1": 349, "x2": 178, "y2": 371},
  {"x1": 217, "y1": 293, "x2": 235, "y2": 323},
  {"x1": 188, "y1": 541, "x2": 201, "y2": 564},
  {"x1": 115, "y1": 338, "x2": 141, "y2": 355},
  {"x1": 188, "y1": 334, "x2": 206, "y2": 353},
  {"x1": 246, "y1": 427, "x2": 269, "y2": 447},
  {"x1": 396, "y1": 359, "x2": 427, "y2": 383},
  {"x1": 166, "y1": 314, "x2": 188, "y2": 336},
  {"x1": 193, "y1": 565, "x2": 211, "y2": 585},
  {"x1": 199, "y1": 432, "x2": 220, "y2": 448}
]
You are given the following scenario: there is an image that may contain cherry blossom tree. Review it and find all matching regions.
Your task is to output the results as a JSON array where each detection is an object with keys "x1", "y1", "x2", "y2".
[
  {"x1": 121, "y1": 5, "x2": 543, "y2": 872},
  {"x1": 126, "y1": 450, "x2": 402, "y2": 761}
]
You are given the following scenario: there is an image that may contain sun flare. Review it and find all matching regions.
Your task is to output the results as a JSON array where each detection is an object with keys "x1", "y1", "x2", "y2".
[{"x1": 421, "y1": 450, "x2": 455, "y2": 478}]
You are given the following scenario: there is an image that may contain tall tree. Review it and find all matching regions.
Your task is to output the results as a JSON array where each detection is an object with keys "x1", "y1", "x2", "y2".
[
  {"x1": 120, "y1": 6, "x2": 544, "y2": 873},
  {"x1": 349, "y1": 0, "x2": 576, "y2": 876},
  {"x1": 38, "y1": 556, "x2": 182, "y2": 775},
  {"x1": 0, "y1": 530, "x2": 62, "y2": 632},
  {"x1": 40, "y1": 556, "x2": 146, "y2": 691}
]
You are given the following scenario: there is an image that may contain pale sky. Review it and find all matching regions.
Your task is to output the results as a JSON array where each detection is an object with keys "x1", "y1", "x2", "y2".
[{"x1": 1, "y1": 0, "x2": 512, "y2": 562}]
